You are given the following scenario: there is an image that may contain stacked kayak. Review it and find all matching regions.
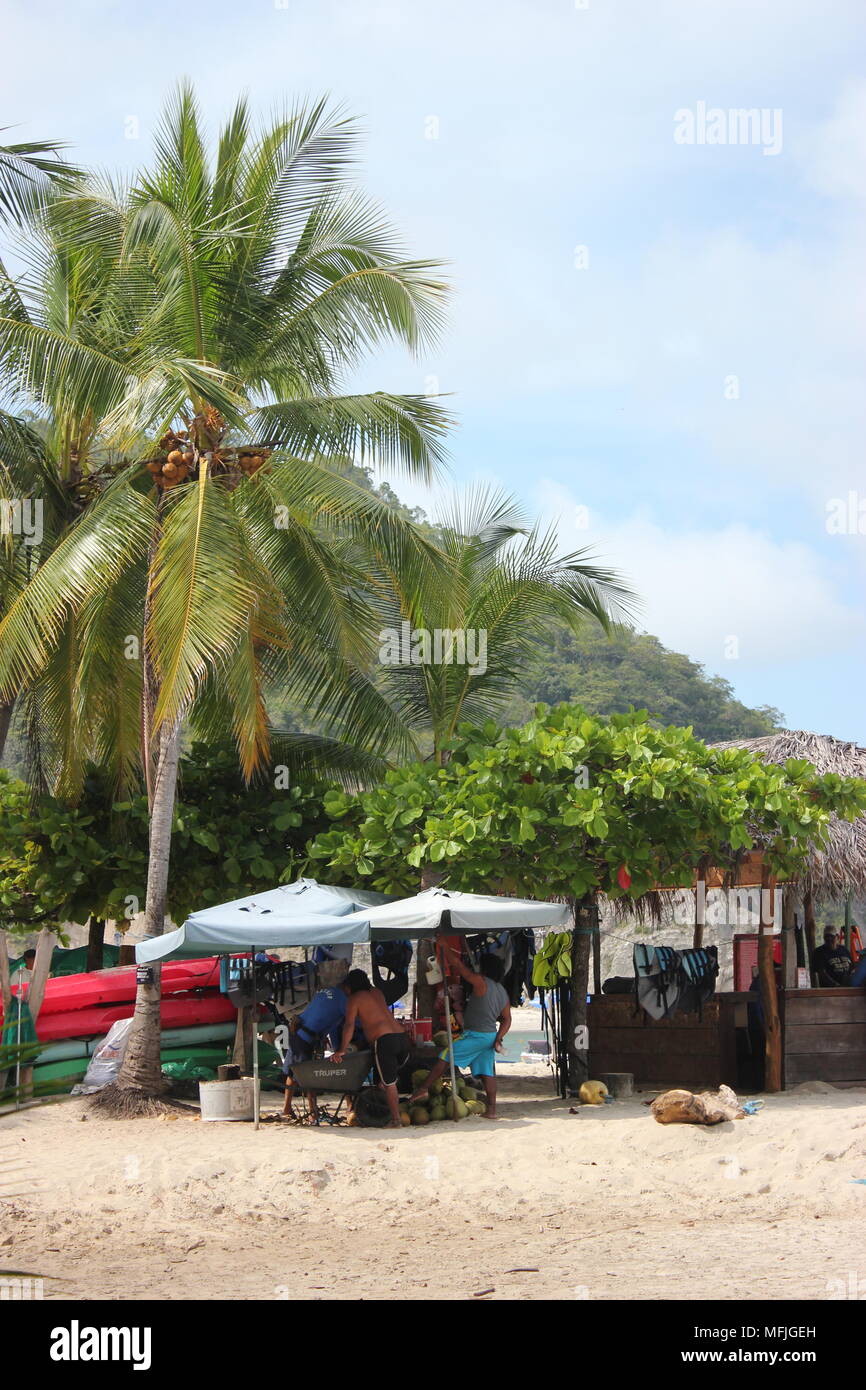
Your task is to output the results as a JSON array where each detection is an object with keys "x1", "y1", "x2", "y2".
[
  {"x1": 35, "y1": 1039, "x2": 278, "y2": 1091},
  {"x1": 3, "y1": 958, "x2": 282, "y2": 1093}
]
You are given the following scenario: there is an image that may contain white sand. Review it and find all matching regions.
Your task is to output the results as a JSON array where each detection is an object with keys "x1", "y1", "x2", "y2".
[{"x1": 3, "y1": 1065, "x2": 866, "y2": 1302}]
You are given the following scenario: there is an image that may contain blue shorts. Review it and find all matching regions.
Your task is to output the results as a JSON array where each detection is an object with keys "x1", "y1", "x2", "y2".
[
  {"x1": 282, "y1": 1036, "x2": 314, "y2": 1077},
  {"x1": 439, "y1": 1029, "x2": 498, "y2": 1077}
]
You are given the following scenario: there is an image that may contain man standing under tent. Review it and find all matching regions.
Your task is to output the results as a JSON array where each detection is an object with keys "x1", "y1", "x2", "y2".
[
  {"x1": 411, "y1": 947, "x2": 511, "y2": 1119},
  {"x1": 332, "y1": 970, "x2": 410, "y2": 1128}
]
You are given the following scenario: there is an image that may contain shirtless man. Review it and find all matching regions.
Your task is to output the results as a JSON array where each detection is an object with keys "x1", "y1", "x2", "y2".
[{"x1": 331, "y1": 969, "x2": 410, "y2": 1128}]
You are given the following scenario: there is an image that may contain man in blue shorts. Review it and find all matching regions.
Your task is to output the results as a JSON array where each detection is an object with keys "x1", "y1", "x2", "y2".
[{"x1": 410, "y1": 946, "x2": 511, "y2": 1119}]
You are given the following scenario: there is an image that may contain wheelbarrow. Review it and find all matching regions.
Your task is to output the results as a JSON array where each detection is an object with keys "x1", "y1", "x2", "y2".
[{"x1": 290, "y1": 1049, "x2": 374, "y2": 1124}]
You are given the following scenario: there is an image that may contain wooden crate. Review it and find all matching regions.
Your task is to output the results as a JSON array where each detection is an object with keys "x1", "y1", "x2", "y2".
[
  {"x1": 781, "y1": 989, "x2": 866, "y2": 1087},
  {"x1": 587, "y1": 993, "x2": 744, "y2": 1091}
]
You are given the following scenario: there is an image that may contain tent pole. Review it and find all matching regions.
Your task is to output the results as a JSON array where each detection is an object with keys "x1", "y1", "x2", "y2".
[
  {"x1": 252, "y1": 949, "x2": 260, "y2": 1131},
  {"x1": 438, "y1": 933, "x2": 460, "y2": 1122},
  {"x1": 14, "y1": 976, "x2": 23, "y2": 1111}
]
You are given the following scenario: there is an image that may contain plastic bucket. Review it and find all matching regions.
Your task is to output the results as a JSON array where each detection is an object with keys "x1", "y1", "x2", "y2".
[
  {"x1": 199, "y1": 1077, "x2": 258, "y2": 1121},
  {"x1": 424, "y1": 956, "x2": 443, "y2": 985}
]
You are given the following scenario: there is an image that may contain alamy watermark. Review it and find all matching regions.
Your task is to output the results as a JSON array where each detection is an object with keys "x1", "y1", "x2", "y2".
[
  {"x1": 378, "y1": 622, "x2": 488, "y2": 675},
  {"x1": 50, "y1": 1321, "x2": 152, "y2": 1370},
  {"x1": 674, "y1": 102, "x2": 783, "y2": 156},
  {"x1": 826, "y1": 492, "x2": 866, "y2": 535},
  {"x1": 0, "y1": 498, "x2": 42, "y2": 546},
  {"x1": 670, "y1": 881, "x2": 782, "y2": 935},
  {"x1": 825, "y1": 1271, "x2": 866, "y2": 1300},
  {"x1": 0, "y1": 1275, "x2": 43, "y2": 1300}
]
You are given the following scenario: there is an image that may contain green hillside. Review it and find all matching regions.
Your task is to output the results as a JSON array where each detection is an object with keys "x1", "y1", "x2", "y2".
[{"x1": 494, "y1": 621, "x2": 782, "y2": 741}]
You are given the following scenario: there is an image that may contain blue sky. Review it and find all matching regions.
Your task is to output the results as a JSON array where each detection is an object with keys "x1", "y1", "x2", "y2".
[{"x1": 5, "y1": 0, "x2": 865, "y2": 737}]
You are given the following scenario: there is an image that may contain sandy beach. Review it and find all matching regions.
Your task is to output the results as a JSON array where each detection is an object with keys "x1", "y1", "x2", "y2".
[{"x1": 4, "y1": 1059, "x2": 865, "y2": 1303}]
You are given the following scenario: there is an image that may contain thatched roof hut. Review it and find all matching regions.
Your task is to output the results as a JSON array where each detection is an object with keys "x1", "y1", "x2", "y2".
[{"x1": 712, "y1": 731, "x2": 866, "y2": 900}]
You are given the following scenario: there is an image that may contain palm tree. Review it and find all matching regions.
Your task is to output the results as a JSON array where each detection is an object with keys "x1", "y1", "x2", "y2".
[
  {"x1": 0, "y1": 129, "x2": 80, "y2": 763},
  {"x1": 0, "y1": 131, "x2": 77, "y2": 225},
  {"x1": 292, "y1": 487, "x2": 637, "y2": 763},
  {"x1": 0, "y1": 185, "x2": 133, "y2": 783},
  {"x1": 0, "y1": 85, "x2": 454, "y2": 1103}
]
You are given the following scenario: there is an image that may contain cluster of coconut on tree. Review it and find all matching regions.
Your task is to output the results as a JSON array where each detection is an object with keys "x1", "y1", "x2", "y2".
[{"x1": 145, "y1": 427, "x2": 271, "y2": 490}]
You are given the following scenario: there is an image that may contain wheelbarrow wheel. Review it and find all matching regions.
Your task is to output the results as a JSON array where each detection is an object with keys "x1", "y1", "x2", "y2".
[{"x1": 352, "y1": 1084, "x2": 392, "y2": 1128}]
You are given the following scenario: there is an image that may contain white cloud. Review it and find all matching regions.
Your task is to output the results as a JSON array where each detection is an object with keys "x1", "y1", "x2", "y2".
[{"x1": 538, "y1": 480, "x2": 865, "y2": 670}]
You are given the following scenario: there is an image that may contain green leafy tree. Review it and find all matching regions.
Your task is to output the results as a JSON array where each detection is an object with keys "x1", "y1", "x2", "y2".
[
  {"x1": 114, "y1": 742, "x2": 335, "y2": 924},
  {"x1": 309, "y1": 704, "x2": 866, "y2": 1088},
  {"x1": 0, "y1": 750, "x2": 335, "y2": 940}
]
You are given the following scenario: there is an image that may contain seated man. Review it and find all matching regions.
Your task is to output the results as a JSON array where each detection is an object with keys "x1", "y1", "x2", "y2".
[
  {"x1": 811, "y1": 927, "x2": 853, "y2": 988},
  {"x1": 282, "y1": 984, "x2": 359, "y2": 1119},
  {"x1": 332, "y1": 970, "x2": 410, "y2": 1128},
  {"x1": 411, "y1": 946, "x2": 511, "y2": 1119}
]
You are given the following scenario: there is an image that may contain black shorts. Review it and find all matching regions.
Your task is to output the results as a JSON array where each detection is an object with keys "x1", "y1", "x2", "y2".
[{"x1": 373, "y1": 1032, "x2": 410, "y2": 1086}]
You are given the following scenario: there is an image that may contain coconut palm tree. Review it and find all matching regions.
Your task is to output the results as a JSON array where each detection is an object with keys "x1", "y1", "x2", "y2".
[
  {"x1": 0, "y1": 85, "x2": 454, "y2": 1102},
  {"x1": 293, "y1": 487, "x2": 637, "y2": 763},
  {"x1": 0, "y1": 129, "x2": 80, "y2": 763},
  {"x1": 0, "y1": 130, "x2": 77, "y2": 225},
  {"x1": 0, "y1": 184, "x2": 134, "y2": 782}
]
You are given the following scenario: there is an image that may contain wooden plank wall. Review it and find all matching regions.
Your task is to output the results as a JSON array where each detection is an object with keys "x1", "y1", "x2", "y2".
[
  {"x1": 587, "y1": 994, "x2": 742, "y2": 1090},
  {"x1": 782, "y1": 988, "x2": 866, "y2": 1087}
]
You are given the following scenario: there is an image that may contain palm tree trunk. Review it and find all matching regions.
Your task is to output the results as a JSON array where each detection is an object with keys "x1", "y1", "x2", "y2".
[
  {"x1": 113, "y1": 721, "x2": 181, "y2": 1095},
  {"x1": 0, "y1": 698, "x2": 15, "y2": 763},
  {"x1": 566, "y1": 894, "x2": 594, "y2": 1095},
  {"x1": 16, "y1": 927, "x2": 57, "y2": 1099}
]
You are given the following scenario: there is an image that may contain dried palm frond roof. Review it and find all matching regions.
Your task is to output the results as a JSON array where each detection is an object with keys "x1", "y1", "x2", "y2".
[{"x1": 711, "y1": 730, "x2": 866, "y2": 899}]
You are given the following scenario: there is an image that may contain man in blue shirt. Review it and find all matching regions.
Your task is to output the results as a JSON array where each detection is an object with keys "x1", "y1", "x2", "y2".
[{"x1": 282, "y1": 986, "x2": 359, "y2": 1119}]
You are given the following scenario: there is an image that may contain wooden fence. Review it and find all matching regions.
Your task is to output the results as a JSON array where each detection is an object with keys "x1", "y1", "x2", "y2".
[
  {"x1": 588, "y1": 988, "x2": 866, "y2": 1091},
  {"x1": 782, "y1": 988, "x2": 866, "y2": 1087}
]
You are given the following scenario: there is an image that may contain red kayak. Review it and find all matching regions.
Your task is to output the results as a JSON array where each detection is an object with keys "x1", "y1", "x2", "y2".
[
  {"x1": 33, "y1": 957, "x2": 224, "y2": 1017},
  {"x1": 32, "y1": 990, "x2": 236, "y2": 1043}
]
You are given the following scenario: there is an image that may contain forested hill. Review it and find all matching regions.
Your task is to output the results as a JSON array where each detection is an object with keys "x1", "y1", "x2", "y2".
[{"x1": 494, "y1": 621, "x2": 782, "y2": 742}]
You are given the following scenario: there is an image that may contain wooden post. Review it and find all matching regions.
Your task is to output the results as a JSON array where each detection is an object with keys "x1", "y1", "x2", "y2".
[
  {"x1": 844, "y1": 893, "x2": 853, "y2": 953},
  {"x1": 86, "y1": 917, "x2": 105, "y2": 973},
  {"x1": 0, "y1": 930, "x2": 12, "y2": 1095},
  {"x1": 566, "y1": 895, "x2": 594, "y2": 1094},
  {"x1": 759, "y1": 867, "x2": 782, "y2": 1092},
  {"x1": 692, "y1": 860, "x2": 708, "y2": 949},
  {"x1": 804, "y1": 891, "x2": 817, "y2": 986},
  {"x1": 782, "y1": 888, "x2": 796, "y2": 990},
  {"x1": 415, "y1": 938, "x2": 436, "y2": 1021},
  {"x1": 233, "y1": 1005, "x2": 255, "y2": 1075},
  {"x1": 591, "y1": 915, "x2": 601, "y2": 997},
  {"x1": 414, "y1": 866, "x2": 443, "y2": 1021}
]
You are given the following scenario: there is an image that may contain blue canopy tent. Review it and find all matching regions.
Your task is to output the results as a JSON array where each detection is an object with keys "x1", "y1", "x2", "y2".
[
  {"x1": 135, "y1": 878, "x2": 394, "y2": 963},
  {"x1": 135, "y1": 879, "x2": 570, "y2": 1127},
  {"x1": 135, "y1": 880, "x2": 394, "y2": 1126}
]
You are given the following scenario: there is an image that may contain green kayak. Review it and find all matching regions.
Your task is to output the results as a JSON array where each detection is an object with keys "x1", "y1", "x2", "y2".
[{"x1": 32, "y1": 1038, "x2": 281, "y2": 1093}]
